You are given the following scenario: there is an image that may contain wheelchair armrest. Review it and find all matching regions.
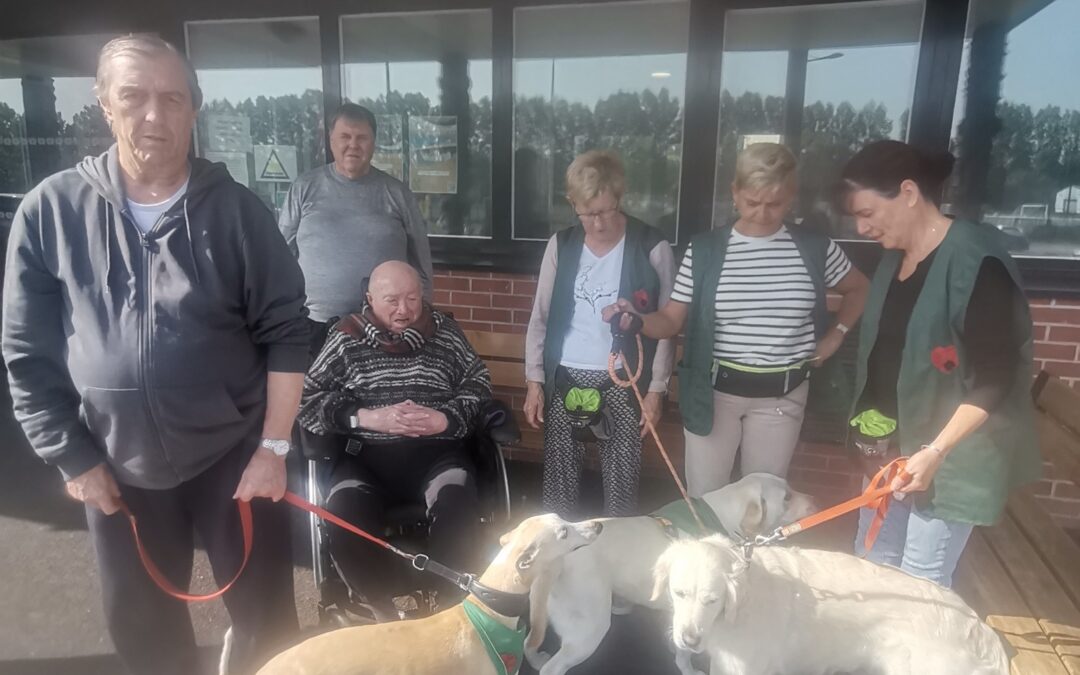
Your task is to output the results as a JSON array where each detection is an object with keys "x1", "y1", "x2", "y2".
[
  {"x1": 297, "y1": 427, "x2": 348, "y2": 461},
  {"x1": 478, "y1": 399, "x2": 521, "y2": 445}
]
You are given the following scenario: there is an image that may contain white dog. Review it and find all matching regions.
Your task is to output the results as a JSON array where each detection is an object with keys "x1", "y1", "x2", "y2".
[
  {"x1": 653, "y1": 535, "x2": 1011, "y2": 675},
  {"x1": 525, "y1": 473, "x2": 816, "y2": 675},
  {"x1": 253, "y1": 514, "x2": 602, "y2": 675}
]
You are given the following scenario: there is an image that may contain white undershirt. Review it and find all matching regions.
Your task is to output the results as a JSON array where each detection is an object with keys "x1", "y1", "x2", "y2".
[
  {"x1": 560, "y1": 236, "x2": 626, "y2": 370},
  {"x1": 126, "y1": 177, "x2": 190, "y2": 234}
]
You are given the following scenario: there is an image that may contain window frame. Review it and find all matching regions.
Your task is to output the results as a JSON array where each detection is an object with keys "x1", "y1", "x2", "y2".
[{"x1": 0, "y1": 0, "x2": 1076, "y2": 293}]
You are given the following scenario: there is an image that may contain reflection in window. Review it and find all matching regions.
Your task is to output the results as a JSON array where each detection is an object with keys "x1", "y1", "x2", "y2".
[
  {"x1": 186, "y1": 18, "x2": 325, "y2": 214},
  {"x1": 513, "y1": 0, "x2": 689, "y2": 241},
  {"x1": 341, "y1": 10, "x2": 492, "y2": 237},
  {"x1": 713, "y1": 1, "x2": 923, "y2": 237},
  {"x1": 0, "y1": 35, "x2": 117, "y2": 197},
  {"x1": 948, "y1": 0, "x2": 1080, "y2": 259}
]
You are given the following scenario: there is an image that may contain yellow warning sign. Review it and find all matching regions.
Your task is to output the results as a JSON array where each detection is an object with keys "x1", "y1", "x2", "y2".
[{"x1": 253, "y1": 145, "x2": 298, "y2": 183}]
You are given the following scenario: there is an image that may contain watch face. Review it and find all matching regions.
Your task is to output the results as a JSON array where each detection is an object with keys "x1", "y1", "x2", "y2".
[{"x1": 262, "y1": 439, "x2": 291, "y2": 455}]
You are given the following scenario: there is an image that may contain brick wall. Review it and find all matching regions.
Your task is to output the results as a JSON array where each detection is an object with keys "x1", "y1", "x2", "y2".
[{"x1": 434, "y1": 266, "x2": 1080, "y2": 529}]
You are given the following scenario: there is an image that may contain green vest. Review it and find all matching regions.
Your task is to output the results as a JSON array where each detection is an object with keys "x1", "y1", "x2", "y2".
[
  {"x1": 679, "y1": 225, "x2": 831, "y2": 435},
  {"x1": 852, "y1": 220, "x2": 1040, "y2": 525},
  {"x1": 651, "y1": 497, "x2": 727, "y2": 537},
  {"x1": 542, "y1": 217, "x2": 666, "y2": 404}
]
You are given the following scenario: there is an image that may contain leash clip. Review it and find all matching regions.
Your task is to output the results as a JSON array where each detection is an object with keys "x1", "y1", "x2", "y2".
[{"x1": 411, "y1": 553, "x2": 430, "y2": 571}]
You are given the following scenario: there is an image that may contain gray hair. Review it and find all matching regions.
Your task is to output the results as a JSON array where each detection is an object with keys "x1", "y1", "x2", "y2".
[{"x1": 94, "y1": 35, "x2": 203, "y2": 110}]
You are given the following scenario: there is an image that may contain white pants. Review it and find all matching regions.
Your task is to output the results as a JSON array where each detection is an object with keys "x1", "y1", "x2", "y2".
[{"x1": 683, "y1": 381, "x2": 809, "y2": 497}]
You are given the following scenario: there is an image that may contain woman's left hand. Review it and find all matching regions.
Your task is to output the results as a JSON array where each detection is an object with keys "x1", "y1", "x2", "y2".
[
  {"x1": 639, "y1": 392, "x2": 664, "y2": 439},
  {"x1": 891, "y1": 446, "x2": 946, "y2": 494}
]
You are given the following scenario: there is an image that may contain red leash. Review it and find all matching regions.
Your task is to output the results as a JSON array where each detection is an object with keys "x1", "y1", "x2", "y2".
[{"x1": 121, "y1": 490, "x2": 412, "y2": 603}]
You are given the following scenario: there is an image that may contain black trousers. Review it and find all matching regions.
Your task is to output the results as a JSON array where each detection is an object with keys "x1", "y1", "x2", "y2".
[
  {"x1": 325, "y1": 439, "x2": 480, "y2": 607},
  {"x1": 86, "y1": 443, "x2": 298, "y2": 675}
]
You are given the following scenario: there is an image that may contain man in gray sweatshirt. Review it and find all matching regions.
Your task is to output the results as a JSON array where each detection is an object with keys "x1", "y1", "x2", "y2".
[
  {"x1": 2, "y1": 36, "x2": 307, "y2": 674},
  {"x1": 279, "y1": 103, "x2": 434, "y2": 350}
]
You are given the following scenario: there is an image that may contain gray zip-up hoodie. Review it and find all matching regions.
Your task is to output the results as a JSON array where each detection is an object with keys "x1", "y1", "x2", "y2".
[{"x1": 2, "y1": 145, "x2": 310, "y2": 489}]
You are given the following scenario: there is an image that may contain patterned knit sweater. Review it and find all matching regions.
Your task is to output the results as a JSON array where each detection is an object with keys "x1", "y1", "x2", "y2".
[{"x1": 298, "y1": 312, "x2": 492, "y2": 442}]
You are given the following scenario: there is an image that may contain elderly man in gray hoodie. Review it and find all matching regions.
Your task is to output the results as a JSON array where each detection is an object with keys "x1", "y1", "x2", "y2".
[{"x1": 2, "y1": 36, "x2": 307, "y2": 674}]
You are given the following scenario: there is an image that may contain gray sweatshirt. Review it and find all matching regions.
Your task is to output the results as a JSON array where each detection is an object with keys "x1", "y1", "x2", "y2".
[
  {"x1": 2, "y1": 146, "x2": 310, "y2": 489},
  {"x1": 279, "y1": 164, "x2": 434, "y2": 322}
]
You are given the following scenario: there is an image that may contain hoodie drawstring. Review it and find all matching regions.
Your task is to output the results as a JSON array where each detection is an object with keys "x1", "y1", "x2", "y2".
[
  {"x1": 104, "y1": 201, "x2": 113, "y2": 296},
  {"x1": 183, "y1": 198, "x2": 201, "y2": 286}
]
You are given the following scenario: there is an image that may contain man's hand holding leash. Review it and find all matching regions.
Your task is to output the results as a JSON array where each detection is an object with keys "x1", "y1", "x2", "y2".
[{"x1": 67, "y1": 463, "x2": 123, "y2": 515}]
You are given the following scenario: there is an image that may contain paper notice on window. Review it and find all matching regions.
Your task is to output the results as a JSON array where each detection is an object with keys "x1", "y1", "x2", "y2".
[
  {"x1": 204, "y1": 151, "x2": 251, "y2": 188},
  {"x1": 373, "y1": 114, "x2": 405, "y2": 181},
  {"x1": 408, "y1": 116, "x2": 457, "y2": 195},
  {"x1": 205, "y1": 113, "x2": 253, "y2": 153}
]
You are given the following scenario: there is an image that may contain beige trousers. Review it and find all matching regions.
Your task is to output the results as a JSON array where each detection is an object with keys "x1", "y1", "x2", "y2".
[{"x1": 683, "y1": 380, "x2": 809, "y2": 497}]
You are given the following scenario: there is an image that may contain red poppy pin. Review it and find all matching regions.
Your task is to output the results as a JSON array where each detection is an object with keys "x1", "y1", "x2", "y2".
[
  {"x1": 633, "y1": 289, "x2": 650, "y2": 311},
  {"x1": 501, "y1": 653, "x2": 518, "y2": 673},
  {"x1": 931, "y1": 345, "x2": 959, "y2": 374}
]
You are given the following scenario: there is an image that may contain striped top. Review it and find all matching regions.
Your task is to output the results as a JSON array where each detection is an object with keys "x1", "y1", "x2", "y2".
[{"x1": 670, "y1": 226, "x2": 851, "y2": 367}]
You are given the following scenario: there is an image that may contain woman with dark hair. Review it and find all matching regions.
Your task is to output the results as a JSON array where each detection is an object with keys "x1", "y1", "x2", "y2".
[{"x1": 838, "y1": 140, "x2": 1041, "y2": 587}]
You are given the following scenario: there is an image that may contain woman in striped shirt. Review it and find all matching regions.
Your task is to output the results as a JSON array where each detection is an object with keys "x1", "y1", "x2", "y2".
[{"x1": 605, "y1": 143, "x2": 869, "y2": 496}]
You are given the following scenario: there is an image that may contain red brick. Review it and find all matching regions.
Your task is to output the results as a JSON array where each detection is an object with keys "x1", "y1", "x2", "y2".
[
  {"x1": 1030, "y1": 306, "x2": 1080, "y2": 325},
  {"x1": 513, "y1": 310, "x2": 532, "y2": 325},
  {"x1": 1043, "y1": 360, "x2": 1080, "y2": 380},
  {"x1": 450, "y1": 292, "x2": 492, "y2": 307},
  {"x1": 789, "y1": 467, "x2": 852, "y2": 488},
  {"x1": 472, "y1": 307, "x2": 512, "y2": 323},
  {"x1": 1052, "y1": 481, "x2": 1080, "y2": 500},
  {"x1": 450, "y1": 270, "x2": 490, "y2": 278},
  {"x1": 507, "y1": 324, "x2": 528, "y2": 334},
  {"x1": 1048, "y1": 325, "x2": 1080, "y2": 343},
  {"x1": 1034, "y1": 342, "x2": 1079, "y2": 361},
  {"x1": 443, "y1": 306, "x2": 471, "y2": 320},
  {"x1": 1033, "y1": 324, "x2": 1050, "y2": 341},
  {"x1": 433, "y1": 275, "x2": 471, "y2": 291},
  {"x1": 472, "y1": 278, "x2": 512, "y2": 293},
  {"x1": 513, "y1": 280, "x2": 539, "y2": 297},
  {"x1": 1053, "y1": 298, "x2": 1080, "y2": 307},
  {"x1": 1029, "y1": 297, "x2": 1055, "y2": 307},
  {"x1": 432, "y1": 290, "x2": 452, "y2": 305},
  {"x1": 458, "y1": 320, "x2": 493, "y2": 331},
  {"x1": 493, "y1": 294, "x2": 534, "y2": 310},
  {"x1": 789, "y1": 453, "x2": 830, "y2": 470},
  {"x1": 1029, "y1": 480, "x2": 1054, "y2": 497}
]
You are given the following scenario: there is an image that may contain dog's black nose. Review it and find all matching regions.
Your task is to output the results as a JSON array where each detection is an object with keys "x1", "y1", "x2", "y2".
[
  {"x1": 681, "y1": 631, "x2": 701, "y2": 649},
  {"x1": 592, "y1": 521, "x2": 604, "y2": 534}
]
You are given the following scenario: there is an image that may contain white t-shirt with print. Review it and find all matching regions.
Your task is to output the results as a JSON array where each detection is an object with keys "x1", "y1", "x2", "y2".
[
  {"x1": 560, "y1": 236, "x2": 626, "y2": 370},
  {"x1": 126, "y1": 177, "x2": 190, "y2": 234}
]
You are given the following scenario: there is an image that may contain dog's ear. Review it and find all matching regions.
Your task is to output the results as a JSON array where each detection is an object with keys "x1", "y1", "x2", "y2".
[
  {"x1": 499, "y1": 529, "x2": 514, "y2": 547},
  {"x1": 650, "y1": 550, "x2": 672, "y2": 603},
  {"x1": 739, "y1": 493, "x2": 766, "y2": 538},
  {"x1": 516, "y1": 543, "x2": 539, "y2": 571}
]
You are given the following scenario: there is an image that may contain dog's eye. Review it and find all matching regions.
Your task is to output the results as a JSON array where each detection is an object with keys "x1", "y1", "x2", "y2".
[
  {"x1": 702, "y1": 596, "x2": 718, "y2": 605},
  {"x1": 784, "y1": 490, "x2": 792, "y2": 503},
  {"x1": 556, "y1": 526, "x2": 568, "y2": 540},
  {"x1": 673, "y1": 590, "x2": 688, "y2": 599}
]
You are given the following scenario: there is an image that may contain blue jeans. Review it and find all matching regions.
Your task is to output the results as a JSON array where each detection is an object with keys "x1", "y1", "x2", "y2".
[{"x1": 854, "y1": 490, "x2": 974, "y2": 588}]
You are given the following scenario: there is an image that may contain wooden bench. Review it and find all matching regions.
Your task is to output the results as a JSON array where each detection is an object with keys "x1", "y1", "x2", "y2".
[
  {"x1": 955, "y1": 373, "x2": 1080, "y2": 675},
  {"x1": 463, "y1": 329, "x2": 688, "y2": 473}
]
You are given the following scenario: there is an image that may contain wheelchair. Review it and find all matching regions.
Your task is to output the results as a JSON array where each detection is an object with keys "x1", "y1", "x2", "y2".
[{"x1": 298, "y1": 399, "x2": 519, "y2": 627}]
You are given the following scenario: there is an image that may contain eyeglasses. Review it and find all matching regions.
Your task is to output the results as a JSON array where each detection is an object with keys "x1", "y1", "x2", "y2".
[{"x1": 575, "y1": 206, "x2": 620, "y2": 223}]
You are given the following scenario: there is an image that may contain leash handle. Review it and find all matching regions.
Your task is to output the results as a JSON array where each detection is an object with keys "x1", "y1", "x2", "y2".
[
  {"x1": 777, "y1": 457, "x2": 910, "y2": 552},
  {"x1": 120, "y1": 498, "x2": 253, "y2": 603}
]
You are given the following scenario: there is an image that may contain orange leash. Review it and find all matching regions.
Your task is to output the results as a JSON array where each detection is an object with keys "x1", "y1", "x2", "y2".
[
  {"x1": 608, "y1": 333, "x2": 707, "y2": 532},
  {"x1": 119, "y1": 499, "x2": 253, "y2": 603},
  {"x1": 755, "y1": 457, "x2": 911, "y2": 553}
]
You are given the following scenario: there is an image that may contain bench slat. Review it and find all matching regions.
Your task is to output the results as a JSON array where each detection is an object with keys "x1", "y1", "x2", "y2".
[
  {"x1": 1036, "y1": 375, "x2": 1080, "y2": 440},
  {"x1": 983, "y1": 515, "x2": 1080, "y2": 674},
  {"x1": 464, "y1": 330, "x2": 526, "y2": 361},
  {"x1": 1007, "y1": 490, "x2": 1080, "y2": 613},
  {"x1": 955, "y1": 531, "x2": 1068, "y2": 675},
  {"x1": 1036, "y1": 413, "x2": 1080, "y2": 492}
]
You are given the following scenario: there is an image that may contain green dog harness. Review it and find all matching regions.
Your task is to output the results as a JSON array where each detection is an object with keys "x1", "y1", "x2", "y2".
[
  {"x1": 650, "y1": 498, "x2": 726, "y2": 538},
  {"x1": 462, "y1": 598, "x2": 527, "y2": 675}
]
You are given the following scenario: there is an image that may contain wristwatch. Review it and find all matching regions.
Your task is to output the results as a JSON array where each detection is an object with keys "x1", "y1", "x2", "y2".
[
  {"x1": 259, "y1": 438, "x2": 292, "y2": 457},
  {"x1": 348, "y1": 412, "x2": 362, "y2": 429}
]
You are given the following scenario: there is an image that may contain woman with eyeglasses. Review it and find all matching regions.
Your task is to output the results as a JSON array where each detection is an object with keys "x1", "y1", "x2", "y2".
[
  {"x1": 606, "y1": 142, "x2": 869, "y2": 497},
  {"x1": 524, "y1": 149, "x2": 676, "y2": 517}
]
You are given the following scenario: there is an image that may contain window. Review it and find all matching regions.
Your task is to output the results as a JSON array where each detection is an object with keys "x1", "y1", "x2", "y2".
[
  {"x1": 341, "y1": 10, "x2": 493, "y2": 237},
  {"x1": 0, "y1": 35, "x2": 117, "y2": 198},
  {"x1": 712, "y1": 1, "x2": 924, "y2": 238},
  {"x1": 186, "y1": 18, "x2": 325, "y2": 214},
  {"x1": 947, "y1": 0, "x2": 1080, "y2": 259},
  {"x1": 513, "y1": 0, "x2": 690, "y2": 242}
]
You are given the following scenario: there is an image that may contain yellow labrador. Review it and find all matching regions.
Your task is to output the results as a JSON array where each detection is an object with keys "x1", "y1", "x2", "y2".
[{"x1": 256, "y1": 514, "x2": 603, "y2": 675}]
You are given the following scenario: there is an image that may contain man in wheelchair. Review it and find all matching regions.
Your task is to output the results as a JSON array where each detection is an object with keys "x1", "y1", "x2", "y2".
[{"x1": 297, "y1": 261, "x2": 493, "y2": 622}]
